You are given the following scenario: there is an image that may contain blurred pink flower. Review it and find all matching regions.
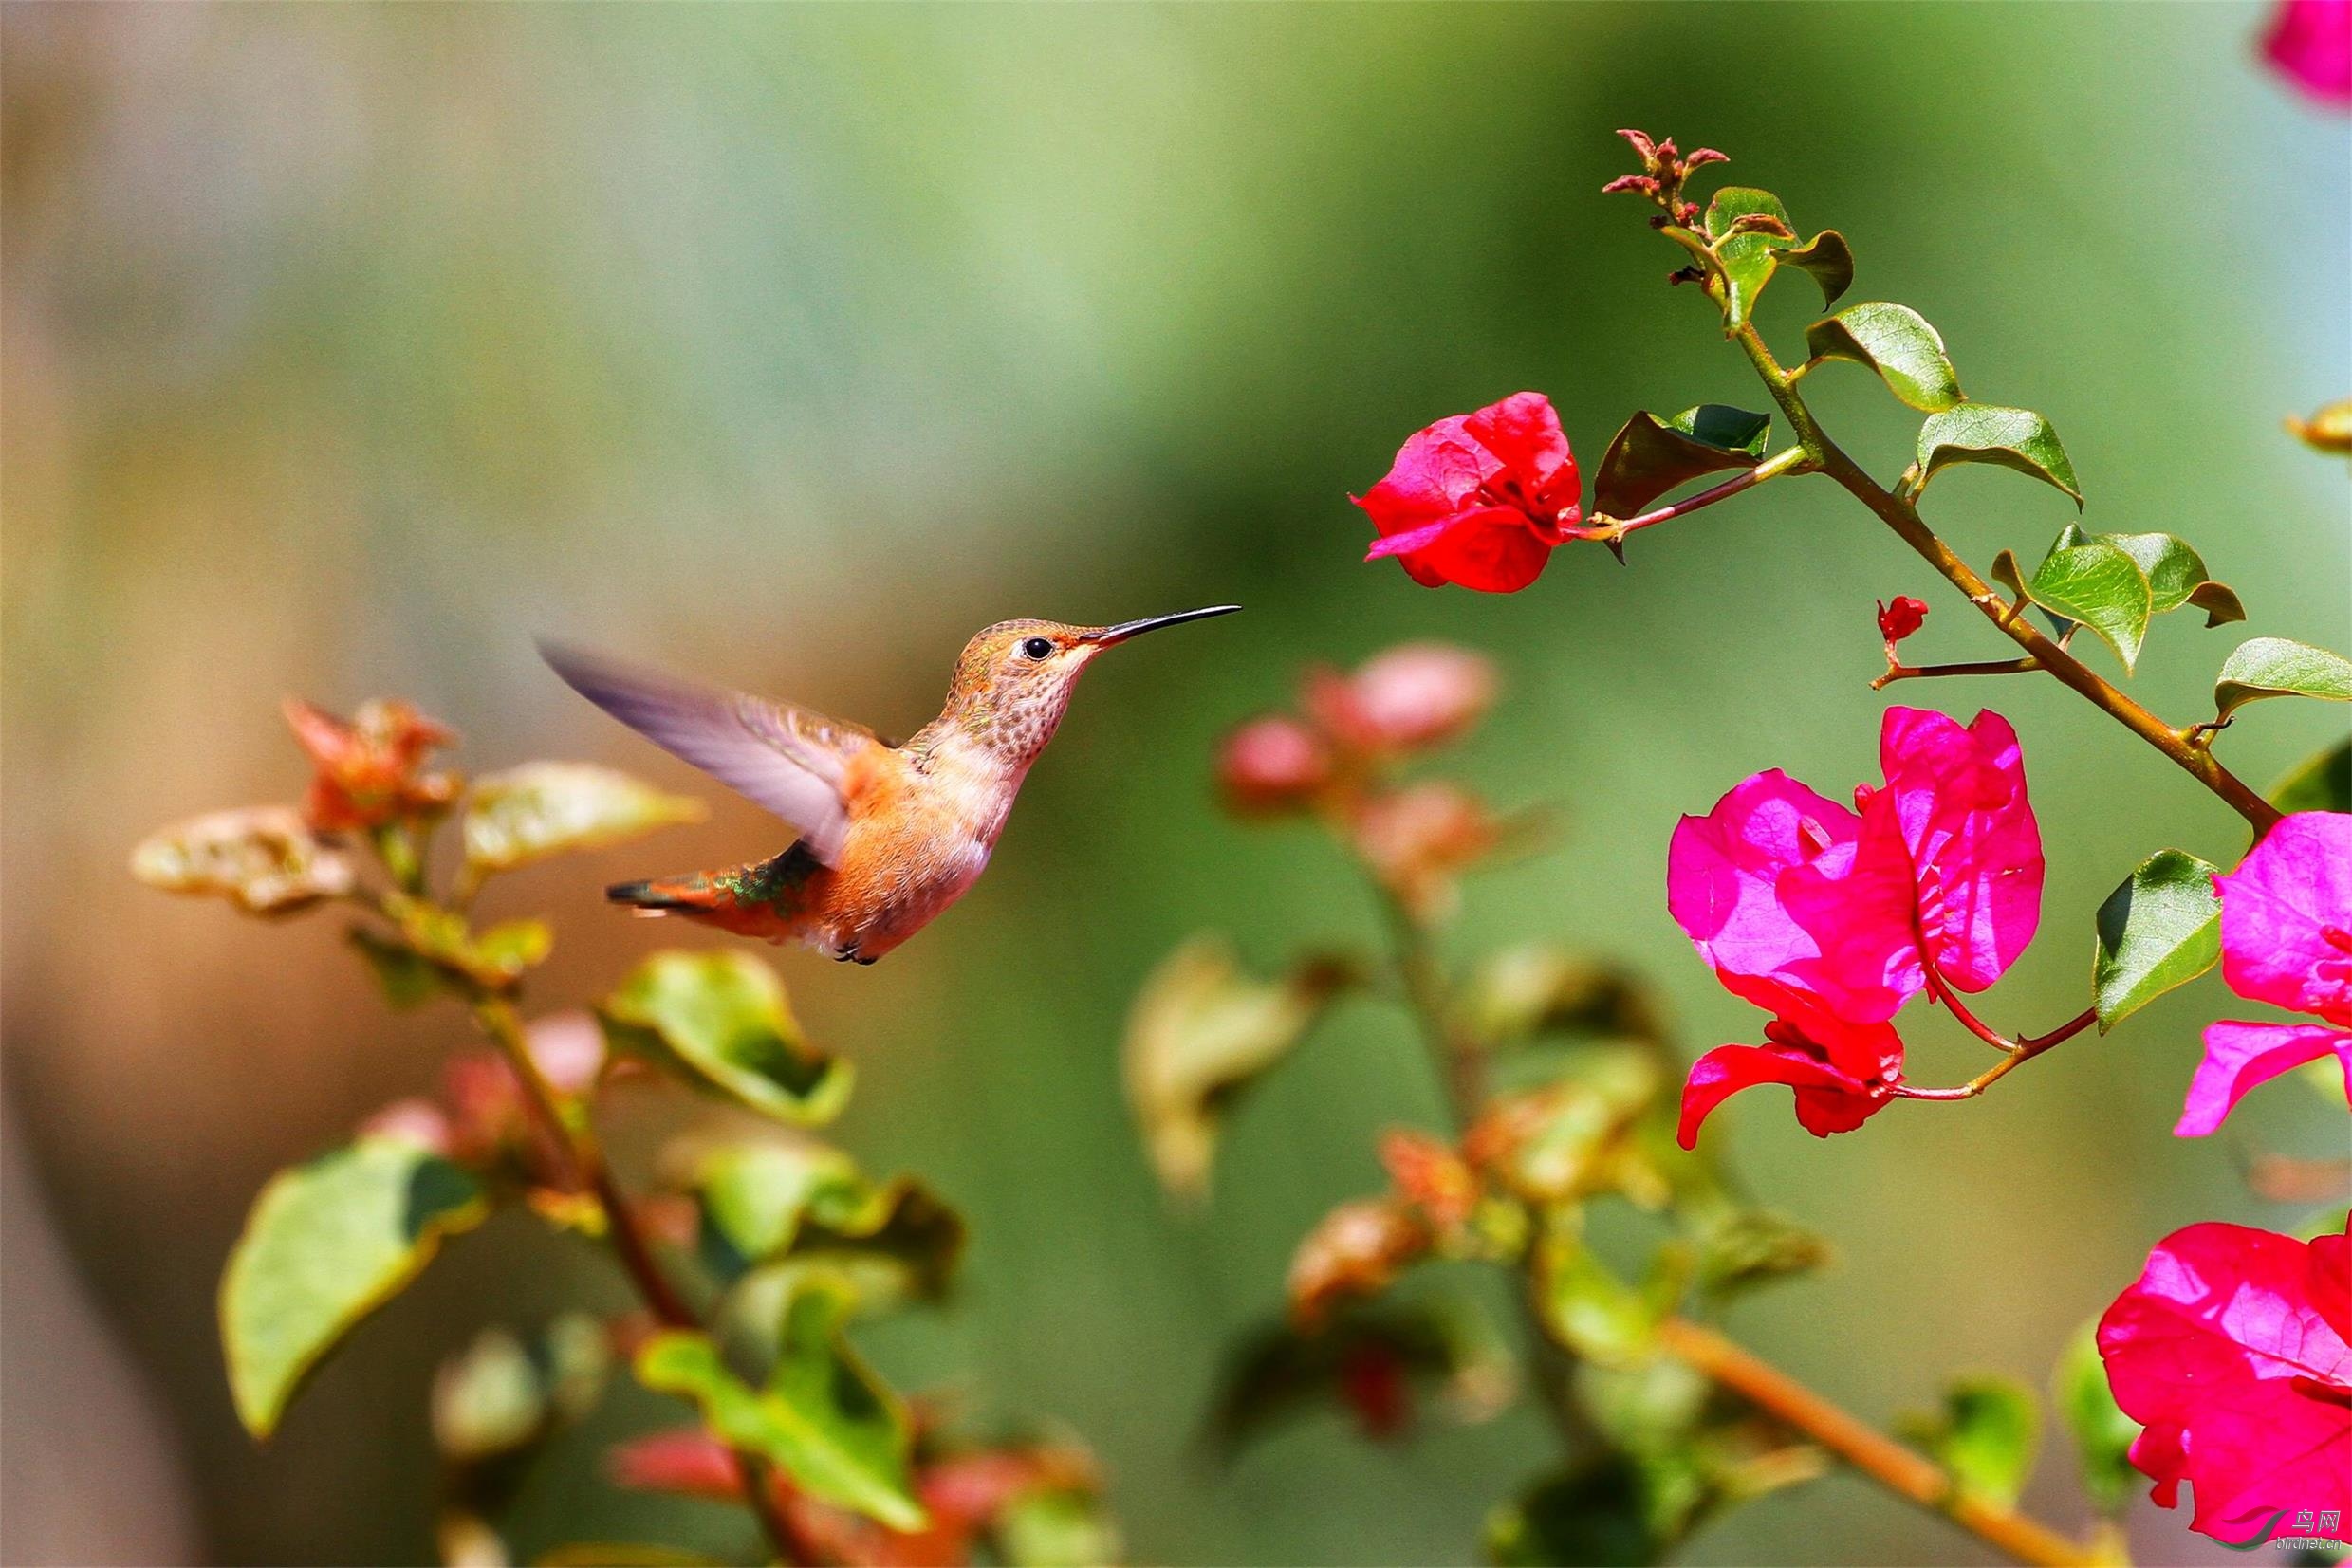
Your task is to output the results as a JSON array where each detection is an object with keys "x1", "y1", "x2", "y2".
[
  {"x1": 2264, "y1": 0, "x2": 2352, "y2": 106},
  {"x1": 2176, "y1": 812, "x2": 2352, "y2": 1135},
  {"x1": 2097, "y1": 1217, "x2": 2350, "y2": 1544},
  {"x1": 1667, "y1": 708, "x2": 2042, "y2": 1146},
  {"x1": 1306, "y1": 643, "x2": 1497, "y2": 753},
  {"x1": 1358, "y1": 393, "x2": 1582, "y2": 593}
]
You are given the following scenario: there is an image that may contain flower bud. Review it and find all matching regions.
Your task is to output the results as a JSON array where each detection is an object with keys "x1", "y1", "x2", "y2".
[
  {"x1": 1876, "y1": 595, "x2": 1929, "y2": 648},
  {"x1": 1216, "y1": 714, "x2": 1334, "y2": 814},
  {"x1": 1317, "y1": 644, "x2": 1497, "y2": 755},
  {"x1": 1287, "y1": 1198, "x2": 1430, "y2": 1329}
]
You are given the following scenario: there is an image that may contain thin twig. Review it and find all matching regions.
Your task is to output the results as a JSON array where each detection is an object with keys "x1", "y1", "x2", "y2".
[
  {"x1": 1565, "y1": 444, "x2": 1813, "y2": 546},
  {"x1": 466, "y1": 991, "x2": 806, "y2": 1565},
  {"x1": 1715, "y1": 312, "x2": 2280, "y2": 834},
  {"x1": 1654, "y1": 1318, "x2": 2097, "y2": 1567},
  {"x1": 1874, "y1": 656, "x2": 2041, "y2": 691}
]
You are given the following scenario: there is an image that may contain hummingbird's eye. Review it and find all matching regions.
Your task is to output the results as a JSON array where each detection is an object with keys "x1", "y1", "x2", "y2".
[{"x1": 1020, "y1": 636, "x2": 1054, "y2": 660}]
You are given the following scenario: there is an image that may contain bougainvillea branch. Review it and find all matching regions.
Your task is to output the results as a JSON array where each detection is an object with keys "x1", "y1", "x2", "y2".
[
  {"x1": 1713, "y1": 315, "x2": 2283, "y2": 832},
  {"x1": 1651, "y1": 1319, "x2": 2096, "y2": 1567}
]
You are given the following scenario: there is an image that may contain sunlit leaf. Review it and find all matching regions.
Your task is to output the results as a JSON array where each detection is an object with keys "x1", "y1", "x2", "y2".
[
  {"x1": 433, "y1": 1314, "x2": 611, "y2": 1467},
  {"x1": 2269, "y1": 737, "x2": 2351, "y2": 815},
  {"x1": 1803, "y1": 303, "x2": 1962, "y2": 411},
  {"x1": 462, "y1": 762, "x2": 706, "y2": 878},
  {"x1": 131, "y1": 804, "x2": 356, "y2": 915},
  {"x1": 1121, "y1": 936, "x2": 1354, "y2": 1201},
  {"x1": 1703, "y1": 188, "x2": 1796, "y2": 330},
  {"x1": 601, "y1": 950, "x2": 851, "y2": 1125},
  {"x1": 1899, "y1": 1374, "x2": 2040, "y2": 1508},
  {"x1": 2213, "y1": 636, "x2": 2352, "y2": 722},
  {"x1": 1457, "y1": 946, "x2": 1667, "y2": 1049},
  {"x1": 2092, "y1": 850, "x2": 2221, "y2": 1032},
  {"x1": 375, "y1": 894, "x2": 552, "y2": 991},
  {"x1": 1915, "y1": 404, "x2": 2083, "y2": 507},
  {"x1": 2050, "y1": 1324, "x2": 2140, "y2": 1518},
  {"x1": 635, "y1": 1276, "x2": 923, "y2": 1531},
  {"x1": 1466, "y1": 1048, "x2": 1662, "y2": 1206},
  {"x1": 1203, "y1": 1301, "x2": 1513, "y2": 1459},
  {"x1": 1591, "y1": 407, "x2": 1772, "y2": 519},
  {"x1": 689, "y1": 1138, "x2": 964, "y2": 1303},
  {"x1": 222, "y1": 1136, "x2": 489, "y2": 1437},
  {"x1": 1781, "y1": 230, "x2": 1853, "y2": 308},
  {"x1": 993, "y1": 1488, "x2": 1121, "y2": 1568},
  {"x1": 2022, "y1": 528, "x2": 2151, "y2": 671},
  {"x1": 1534, "y1": 1229, "x2": 1661, "y2": 1366}
]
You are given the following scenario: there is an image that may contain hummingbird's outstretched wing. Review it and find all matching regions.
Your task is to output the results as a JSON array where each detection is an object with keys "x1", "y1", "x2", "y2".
[{"x1": 538, "y1": 640, "x2": 877, "y2": 867}]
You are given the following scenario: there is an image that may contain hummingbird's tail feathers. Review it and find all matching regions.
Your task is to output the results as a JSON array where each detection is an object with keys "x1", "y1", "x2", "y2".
[
  {"x1": 604, "y1": 877, "x2": 694, "y2": 913},
  {"x1": 604, "y1": 843, "x2": 822, "y2": 921},
  {"x1": 537, "y1": 638, "x2": 875, "y2": 867}
]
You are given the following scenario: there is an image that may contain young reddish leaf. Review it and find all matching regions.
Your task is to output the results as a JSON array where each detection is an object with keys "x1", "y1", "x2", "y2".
[
  {"x1": 221, "y1": 1136, "x2": 490, "y2": 1437},
  {"x1": 1592, "y1": 406, "x2": 1771, "y2": 519},
  {"x1": 1286, "y1": 1199, "x2": 1429, "y2": 1329},
  {"x1": 1915, "y1": 405, "x2": 2083, "y2": 507},
  {"x1": 1804, "y1": 303, "x2": 1963, "y2": 412},
  {"x1": 284, "y1": 697, "x2": 461, "y2": 832}
]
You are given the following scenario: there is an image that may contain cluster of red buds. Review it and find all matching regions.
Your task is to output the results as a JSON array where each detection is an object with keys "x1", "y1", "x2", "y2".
[
  {"x1": 1601, "y1": 128, "x2": 1729, "y2": 229},
  {"x1": 1216, "y1": 644, "x2": 1528, "y2": 919},
  {"x1": 284, "y1": 695, "x2": 461, "y2": 832}
]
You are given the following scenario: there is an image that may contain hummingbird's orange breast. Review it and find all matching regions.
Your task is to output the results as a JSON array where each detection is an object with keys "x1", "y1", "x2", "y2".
[{"x1": 788, "y1": 736, "x2": 1020, "y2": 961}]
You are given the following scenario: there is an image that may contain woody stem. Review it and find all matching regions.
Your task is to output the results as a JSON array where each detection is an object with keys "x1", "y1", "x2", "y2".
[
  {"x1": 1894, "y1": 1006, "x2": 2100, "y2": 1101},
  {"x1": 1653, "y1": 1319, "x2": 2097, "y2": 1567},
  {"x1": 1565, "y1": 445, "x2": 1812, "y2": 542},
  {"x1": 1874, "y1": 656, "x2": 2042, "y2": 691},
  {"x1": 1714, "y1": 310, "x2": 2281, "y2": 836},
  {"x1": 1372, "y1": 888, "x2": 1589, "y2": 1452},
  {"x1": 466, "y1": 992, "x2": 806, "y2": 1565}
]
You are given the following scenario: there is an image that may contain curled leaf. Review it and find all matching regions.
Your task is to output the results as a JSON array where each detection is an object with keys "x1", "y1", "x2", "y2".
[
  {"x1": 1781, "y1": 230, "x2": 1854, "y2": 307},
  {"x1": 601, "y1": 950, "x2": 851, "y2": 1125},
  {"x1": 1592, "y1": 406, "x2": 1772, "y2": 519},
  {"x1": 1122, "y1": 936, "x2": 1354, "y2": 1201},
  {"x1": 462, "y1": 762, "x2": 706, "y2": 878},
  {"x1": 2213, "y1": 636, "x2": 2352, "y2": 722},
  {"x1": 132, "y1": 805, "x2": 356, "y2": 915},
  {"x1": 1915, "y1": 404, "x2": 2083, "y2": 507},
  {"x1": 634, "y1": 1276, "x2": 923, "y2": 1531},
  {"x1": 1804, "y1": 302, "x2": 1963, "y2": 412},
  {"x1": 222, "y1": 1136, "x2": 489, "y2": 1437}
]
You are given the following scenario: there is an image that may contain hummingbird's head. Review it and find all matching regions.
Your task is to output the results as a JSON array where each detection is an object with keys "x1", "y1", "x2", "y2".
[{"x1": 943, "y1": 607, "x2": 1240, "y2": 765}]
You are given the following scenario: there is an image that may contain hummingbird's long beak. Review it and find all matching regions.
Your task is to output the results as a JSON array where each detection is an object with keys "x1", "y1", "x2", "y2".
[{"x1": 1083, "y1": 604, "x2": 1242, "y2": 647}]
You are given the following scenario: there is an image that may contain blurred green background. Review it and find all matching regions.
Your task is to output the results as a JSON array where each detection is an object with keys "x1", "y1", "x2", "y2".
[{"x1": 3, "y1": 4, "x2": 2345, "y2": 1565}]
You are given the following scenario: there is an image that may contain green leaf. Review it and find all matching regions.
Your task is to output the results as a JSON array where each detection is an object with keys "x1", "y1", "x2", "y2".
[
  {"x1": 1122, "y1": 936, "x2": 1354, "y2": 1201},
  {"x1": 1202, "y1": 1301, "x2": 1512, "y2": 1460},
  {"x1": 131, "y1": 804, "x2": 357, "y2": 915},
  {"x1": 1781, "y1": 230, "x2": 1854, "y2": 307},
  {"x1": 2051, "y1": 1323, "x2": 2139, "y2": 1517},
  {"x1": 1591, "y1": 406, "x2": 1772, "y2": 519},
  {"x1": 348, "y1": 925, "x2": 446, "y2": 1009},
  {"x1": 691, "y1": 1139, "x2": 964, "y2": 1301},
  {"x1": 379, "y1": 895, "x2": 552, "y2": 991},
  {"x1": 2213, "y1": 636, "x2": 2352, "y2": 722},
  {"x1": 2092, "y1": 849, "x2": 2222, "y2": 1032},
  {"x1": 1898, "y1": 1374, "x2": 2041, "y2": 1508},
  {"x1": 2022, "y1": 530, "x2": 2152, "y2": 671},
  {"x1": 600, "y1": 950, "x2": 851, "y2": 1125},
  {"x1": 2100, "y1": 532, "x2": 2205, "y2": 616},
  {"x1": 2269, "y1": 737, "x2": 2351, "y2": 815},
  {"x1": 1916, "y1": 404, "x2": 2083, "y2": 507},
  {"x1": 635, "y1": 1277, "x2": 923, "y2": 1531},
  {"x1": 1485, "y1": 1455, "x2": 1691, "y2": 1567},
  {"x1": 1535, "y1": 1229, "x2": 1660, "y2": 1366},
  {"x1": 994, "y1": 1489, "x2": 1121, "y2": 1568},
  {"x1": 1803, "y1": 303, "x2": 1963, "y2": 412},
  {"x1": 462, "y1": 763, "x2": 705, "y2": 878},
  {"x1": 1694, "y1": 1209, "x2": 1833, "y2": 1301},
  {"x1": 1457, "y1": 946, "x2": 1667, "y2": 1049},
  {"x1": 222, "y1": 1136, "x2": 489, "y2": 1437},
  {"x1": 2185, "y1": 581, "x2": 2248, "y2": 627},
  {"x1": 432, "y1": 1314, "x2": 611, "y2": 1467},
  {"x1": 1702, "y1": 187, "x2": 1794, "y2": 242}
]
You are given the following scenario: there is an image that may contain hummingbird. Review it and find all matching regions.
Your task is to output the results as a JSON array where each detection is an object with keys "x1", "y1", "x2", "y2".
[{"x1": 539, "y1": 606, "x2": 1239, "y2": 964}]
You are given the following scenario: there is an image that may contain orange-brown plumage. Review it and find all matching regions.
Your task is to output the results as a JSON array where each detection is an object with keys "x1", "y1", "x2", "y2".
[{"x1": 541, "y1": 607, "x2": 1236, "y2": 963}]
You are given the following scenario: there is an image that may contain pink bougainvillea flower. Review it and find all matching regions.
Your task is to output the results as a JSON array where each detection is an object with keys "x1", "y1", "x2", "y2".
[
  {"x1": 1667, "y1": 708, "x2": 2042, "y2": 1146},
  {"x1": 2177, "y1": 811, "x2": 2352, "y2": 1135},
  {"x1": 1357, "y1": 393, "x2": 1582, "y2": 593},
  {"x1": 1216, "y1": 714, "x2": 1334, "y2": 815},
  {"x1": 2264, "y1": 0, "x2": 2352, "y2": 107},
  {"x1": 2097, "y1": 1217, "x2": 2350, "y2": 1544},
  {"x1": 1306, "y1": 643, "x2": 1498, "y2": 754}
]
